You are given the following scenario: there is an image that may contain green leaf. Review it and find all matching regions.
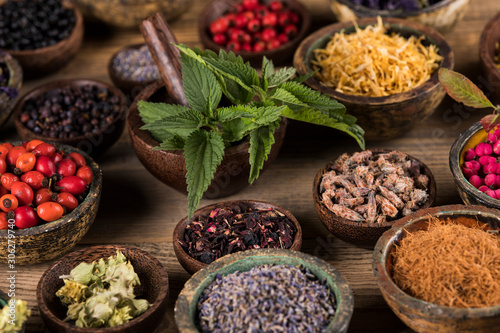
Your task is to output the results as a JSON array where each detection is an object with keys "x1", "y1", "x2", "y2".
[
  {"x1": 214, "y1": 105, "x2": 255, "y2": 123},
  {"x1": 220, "y1": 117, "x2": 258, "y2": 142},
  {"x1": 271, "y1": 87, "x2": 308, "y2": 108},
  {"x1": 248, "y1": 120, "x2": 279, "y2": 184},
  {"x1": 253, "y1": 106, "x2": 285, "y2": 125},
  {"x1": 181, "y1": 52, "x2": 221, "y2": 115},
  {"x1": 268, "y1": 67, "x2": 296, "y2": 87},
  {"x1": 157, "y1": 135, "x2": 186, "y2": 150},
  {"x1": 184, "y1": 130, "x2": 225, "y2": 217},
  {"x1": 141, "y1": 109, "x2": 204, "y2": 138},
  {"x1": 438, "y1": 68, "x2": 495, "y2": 109},
  {"x1": 292, "y1": 70, "x2": 318, "y2": 84},
  {"x1": 137, "y1": 101, "x2": 189, "y2": 124}
]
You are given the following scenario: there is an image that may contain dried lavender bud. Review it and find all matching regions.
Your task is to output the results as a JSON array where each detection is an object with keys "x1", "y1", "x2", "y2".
[
  {"x1": 197, "y1": 264, "x2": 336, "y2": 333},
  {"x1": 112, "y1": 44, "x2": 160, "y2": 82}
]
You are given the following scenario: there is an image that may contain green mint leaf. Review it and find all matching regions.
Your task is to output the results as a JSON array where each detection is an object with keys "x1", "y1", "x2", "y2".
[
  {"x1": 184, "y1": 130, "x2": 225, "y2": 217},
  {"x1": 268, "y1": 67, "x2": 296, "y2": 88},
  {"x1": 248, "y1": 120, "x2": 279, "y2": 184},
  {"x1": 141, "y1": 109, "x2": 204, "y2": 138},
  {"x1": 137, "y1": 101, "x2": 189, "y2": 124},
  {"x1": 214, "y1": 105, "x2": 255, "y2": 123},
  {"x1": 181, "y1": 52, "x2": 221, "y2": 115},
  {"x1": 481, "y1": 114, "x2": 500, "y2": 132},
  {"x1": 438, "y1": 68, "x2": 495, "y2": 109},
  {"x1": 157, "y1": 135, "x2": 185, "y2": 150}
]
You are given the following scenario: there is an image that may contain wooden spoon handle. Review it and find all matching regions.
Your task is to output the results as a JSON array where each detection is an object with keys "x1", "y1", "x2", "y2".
[{"x1": 140, "y1": 13, "x2": 188, "y2": 106}]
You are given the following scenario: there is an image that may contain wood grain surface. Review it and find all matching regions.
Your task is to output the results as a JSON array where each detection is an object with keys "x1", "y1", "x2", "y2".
[{"x1": 1, "y1": 0, "x2": 499, "y2": 332}]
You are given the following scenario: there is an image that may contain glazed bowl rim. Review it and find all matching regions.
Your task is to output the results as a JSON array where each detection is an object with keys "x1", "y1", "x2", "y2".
[{"x1": 331, "y1": 0, "x2": 464, "y2": 16}]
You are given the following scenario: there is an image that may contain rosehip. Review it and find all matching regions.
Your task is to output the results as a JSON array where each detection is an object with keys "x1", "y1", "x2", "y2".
[
  {"x1": 269, "y1": 0, "x2": 283, "y2": 12},
  {"x1": 1, "y1": 173, "x2": 19, "y2": 191},
  {"x1": 277, "y1": 33, "x2": 289, "y2": 44},
  {"x1": 278, "y1": 12, "x2": 291, "y2": 26},
  {"x1": 1, "y1": 143, "x2": 13, "y2": 149},
  {"x1": 37, "y1": 202, "x2": 64, "y2": 222},
  {"x1": 56, "y1": 192, "x2": 79, "y2": 212},
  {"x1": 68, "y1": 152, "x2": 87, "y2": 168},
  {"x1": 227, "y1": 41, "x2": 241, "y2": 51},
  {"x1": 0, "y1": 186, "x2": 7, "y2": 197},
  {"x1": 57, "y1": 158, "x2": 77, "y2": 177},
  {"x1": 13, "y1": 206, "x2": 39, "y2": 229},
  {"x1": 255, "y1": 5, "x2": 268, "y2": 18},
  {"x1": 32, "y1": 142, "x2": 56, "y2": 158},
  {"x1": 36, "y1": 155, "x2": 56, "y2": 177},
  {"x1": 469, "y1": 175, "x2": 482, "y2": 189},
  {"x1": 6, "y1": 146, "x2": 26, "y2": 166},
  {"x1": 56, "y1": 176, "x2": 87, "y2": 196},
  {"x1": 15, "y1": 152, "x2": 36, "y2": 173},
  {"x1": 21, "y1": 171, "x2": 45, "y2": 191},
  {"x1": 495, "y1": 127, "x2": 500, "y2": 138},
  {"x1": 0, "y1": 157, "x2": 6, "y2": 174},
  {"x1": 213, "y1": 33, "x2": 227, "y2": 46},
  {"x1": 76, "y1": 166, "x2": 93, "y2": 185},
  {"x1": 247, "y1": 19, "x2": 261, "y2": 32},
  {"x1": 25, "y1": 139, "x2": 44, "y2": 152},
  {"x1": 0, "y1": 194, "x2": 18, "y2": 212},
  {"x1": 241, "y1": 32, "x2": 252, "y2": 44},
  {"x1": 0, "y1": 212, "x2": 7, "y2": 230},
  {"x1": 0, "y1": 145, "x2": 9, "y2": 159},
  {"x1": 10, "y1": 181, "x2": 34, "y2": 206},
  {"x1": 52, "y1": 152, "x2": 63, "y2": 164},
  {"x1": 229, "y1": 28, "x2": 245, "y2": 42},
  {"x1": 34, "y1": 188, "x2": 54, "y2": 206},
  {"x1": 242, "y1": 10, "x2": 255, "y2": 21},
  {"x1": 241, "y1": 43, "x2": 252, "y2": 52}
]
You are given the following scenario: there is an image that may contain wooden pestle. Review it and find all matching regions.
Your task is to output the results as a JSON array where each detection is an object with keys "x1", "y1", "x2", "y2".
[{"x1": 140, "y1": 13, "x2": 189, "y2": 106}]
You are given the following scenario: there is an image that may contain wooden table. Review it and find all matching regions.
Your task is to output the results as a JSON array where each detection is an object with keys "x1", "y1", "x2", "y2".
[{"x1": 1, "y1": 0, "x2": 499, "y2": 331}]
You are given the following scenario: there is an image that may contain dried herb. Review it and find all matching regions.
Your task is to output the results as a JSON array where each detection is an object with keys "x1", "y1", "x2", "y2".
[
  {"x1": 0, "y1": 299, "x2": 30, "y2": 333},
  {"x1": 0, "y1": 61, "x2": 18, "y2": 100},
  {"x1": 197, "y1": 264, "x2": 336, "y2": 332},
  {"x1": 179, "y1": 205, "x2": 297, "y2": 264}
]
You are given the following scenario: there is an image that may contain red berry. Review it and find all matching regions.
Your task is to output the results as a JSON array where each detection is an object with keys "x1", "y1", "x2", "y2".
[
  {"x1": 230, "y1": 3, "x2": 244, "y2": 13},
  {"x1": 0, "y1": 211, "x2": 7, "y2": 230},
  {"x1": 68, "y1": 152, "x2": 86, "y2": 168},
  {"x1": 253, "y1": 41, "x2": 266, "y2": 52},
  {"x1": 284, "y1": 24, "x2": 298, "y2": 38},
  {"x1": 266, "y1": 39, "x2": 281, "y2": 50},
  {"x1": 288, "y1": 11, "x2": 300, "y2": 24},
  {"x1": 227, "y1": 41, "x2": 241, "y2": 51},
  {"x1": 56, "y1": 192, "x2": 79, "y2": 212},
  {"x1": 57, "y1": 158, "x2": 77, "y2": 177},
  {"x1": 242, "y1": 10, "x2": 255, "y2": 21},
  {"x1": 269, "y1": 0, "x2": 283, "y2": 12},
  {"x1": 262, "y1": 12, "x2": 278, "y2": 27},
  {"x1": 25, "y1": 140, "x2": 44, "y2": 152},
  {"x1": 32, "y1": 143, "x2": 56, "y2": 158},
  {"x1": 261, "y1": 28, "x2": 277, "y2": 42},
  {"x1": 13, "y1": 206, "x2": 39, "y2": 229},
  {"x1": 52, "y1": 152, "x2": 63, "y2": 164},
  {"x1": 76, "y1": 166, "x2": 93, "y2": 185},
  {"x1": 469, "y1": 175, "x2": 482, "y2": 189},
  {"x1": 35, "y1": 155, "x2": 56, "y2": 177},
  {"x1": 34, "y1": 188, "x2": 54, "y2": 206},
  {"x1": 56, "y1": 176, "x2": 87, "y2": 196},
  {"x1": 0, "y1": 157, "x2": 6, "y2": 175},
  {"x1": 0, "y1": 194, "x2": 18, "y2": 212},
  {"x1": 21, "y1": 171, "x2": 45, "y2": 191},
  {"x1": 242, "y1": 0, "x2": 259, "y2": 11},
  {"x1": 278, "y1": 12, "x2": 291, "y2": 26},
  {"x1": 229, "y1": 28, "x2": 245, "y2": 42},
  {"x1": 254, "y1": 5, "x2": 268, "y2": 19},
  {"x1": 241, "y1": 32, "x2": 252, "y2": 44},
  {"x1": 10, "y1": 181, "x2": 34, "y2": 206},
  {"x1": 15, "y1": 152, "x2": 36, "y2": 173},
  {"x1": 464, "y1": 148, "x2": 476, "y2": 161},
  {"x1": 213, "y1": 33, "x2": 227, "y2": 46},
  {"x1": 6, "y1": 146, "x2": 26, "y2": 166},
  {"x1": 1, "y1": 173, "x2": 19, "y2": 191},
  {"x1": 277, "y1": 33, "x2": 289, "y2": 44},
  {"x1": 247, "y1": 18, "x2": 261, "y2": 32},
  {"x1": 241, "y1": 43, "x2": 252, "y2": 52},
  {"x1": 210, "y1": 17, "x2": 230, "y2": 35},
  {"x1": 37, "y1": 202, "x2": 64, "y2": 222},
  {"x1": 234, "y1": 14, "x2": 249, "y2": 29},
  {"x1": 225, "y1": 13, "x2": 236, "y2": 27}
]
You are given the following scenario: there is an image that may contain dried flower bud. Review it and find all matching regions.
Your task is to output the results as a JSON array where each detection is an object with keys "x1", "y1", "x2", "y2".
[
  {"x1": 464, "y1": 148, "x2": 477, "y2": 161},
  {"x1": 485, "y1": 173, "x2": 497, "y2": 187},
  {"x1": 475, "y1": 142, "x2": 493, "y2": 156},
  {"x1": 479, "y1": 185, "x2": 490, "y2": 192},
  {"x1": 462, "y1": 165, "x2": 476, "y2": 178},
  {"x1": 483, "y1": 162, "x2": 498, "y2": 174},
  {"x1": 469, "y1": 175, "x2": 482, "y2": 189},
  {"x1": 485, "y1": 189, "x2": 497, "y2": 199},
  {"x1": 487, "y1": 133, "x2": 498, "y2": 143},
  {"x1": 493, "y1": 140, "x2": 500, "y2": 155},
  {"x1": 478, "y1": 155, "x2": 495, "y2": 166},
  {"x1": 464, "y1": 160, "x2": 481, "y2": 172}
]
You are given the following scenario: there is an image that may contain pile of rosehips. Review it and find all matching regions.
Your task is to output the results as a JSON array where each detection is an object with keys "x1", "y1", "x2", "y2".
[
  {"x1": 208, "y1": 0, "x2": 301, "y2": 52},
  {"x1": 462, "y1": 127, "x2": 500, "y2": 199},
  {"x1": 0, "y1": 140, "x2": 93, "y2": 230}
]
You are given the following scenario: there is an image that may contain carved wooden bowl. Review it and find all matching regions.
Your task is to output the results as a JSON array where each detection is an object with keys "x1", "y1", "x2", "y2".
[
  {"x1": 294, "y1": 17, "x2": 454, "y2": 141},
  {"x1": 173, "y1": 200, "x2": 303, "y2": 275},
  {"x1": 0, "y1": 143, "x2": 102, "y2": 265},
  {"x1": 329, "y1": 0, "x2": 470, "y2": 35},
  {"x1": 373, "y1": 205, "x2": 500, "y2": 333},
  {"x1": 313, "y1": 149, "x2": 437, "y2": 249},
  {"x1": 479, "y1": 10, "x2": 500, "y2": 104},
  {"x1": 127, "y1": 81, "x2": 287, "y2": 199},
  {"x1": 175, "y1": 248, "x2": 354, "y2": 333},
  {"x1": 37, "y1": 245, "x2": 169, "y2": 333},
  {"x1": 0, "y1": 1, "x2": 83, "y2": 77},
  {"x1": 13, "y1": 79, "x2": 128, "y2": 158},
  {"x1": 0, "y1": 51, "x2": 22, "y2": 129}
]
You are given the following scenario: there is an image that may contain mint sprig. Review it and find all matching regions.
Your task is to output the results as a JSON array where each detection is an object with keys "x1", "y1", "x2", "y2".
[{"x1": 138, "y1": 45, "x2": 365, "y2": 217}]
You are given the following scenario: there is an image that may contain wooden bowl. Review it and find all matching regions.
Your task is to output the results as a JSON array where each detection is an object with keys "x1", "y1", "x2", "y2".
[
  {"x1": 449, "y1": 122, "x2": 500, "y2": 209},
  {"x1": 37, "y1": 245, "x2": 169, "y2": 333},
  {"x1": 294, "y1": 17, "x2": 454, "y2": 141},
  {"x1": 173, "y1": 200, "x2": 303, "y2": 275},
  {"x1": 479, "y1": 11, "x2": 500, "y2": 104},
  {"x1": 0, "y1": 51, "x2": 22, "y2": 129},
  {"x1": 127, "y1": 81, "x2": 287, "y2": 198},
  {"x1": 0, "y1": 143, "x2": 102, "y2": 265},
  {"x1": 175, "y1": 248, "x2": 354, "y2": 333},
  {"x1": 0, "y1": 1, "x2": 83, "y2": 77},
  {"x1": 329, "y1": 0, "x2": 470, "y2": 35},
  {"x1": 198, "y1": 0, "x2": 311, "y2": 67},
  {"x1": 68, "y1": 0, "x2": 193, "y2": 28},
  {"x1": 108, "y1": 43, "x2": 160, "y2": 97},
  {"x1": 373, "y1": 205, "x2": 500, "y2": 333},
  {"x1": 313, "y1": 149, "x2": 437, "y2": 249},
  {"x1": 13, "y1": 79, "x2": 128, "y2": 158}
]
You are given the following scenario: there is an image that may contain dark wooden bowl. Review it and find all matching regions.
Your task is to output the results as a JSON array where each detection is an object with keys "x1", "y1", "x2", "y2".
[
  {"x1": 329, "y1": 0, "x2": 470, "y2": 35},
  {"x1": 373, "y1": 205, "x2": 500, "y2": 332},
  {"x1": 13, "y1": 79, "x2": 128, "y2": 158},
  {"x1": 0, "y1": 1, "x2": 84, "y2": 77},
  {"x1": 313, "y1": 149, "x2": 437, "y2": 249},
  {"x1": 479, "y1": 11, "x2": 500, "y2": 104},
  {"x1": 0, "y1": 51, "x2": 22, "y2": 128},
  {"x1": 198, "y1": 0, "x2": 311, "y2": 67},
  {"x1": 175, "y1": 248, "x2": 354, "y2": 333},
  {"x1": 127, "y1": 81, "x2": 287, "y2": 199},
  {"x1": 108, "y1": 43, "x2": 160, "y2": 98},
  {"x1": 37, "y1": 245, "x2": 169, "y2": 333},
  {"x1": 173, "y1": 200, "x2": 303, "y2": 275},
  {"x1": 0, "y1": 143, "x2": 102, "y2": 265},
  {"x1": 449, "y1": 122, "x2": 500, "y2": 209},
  {"x1": 294, "y1": 17, "x2": 454, "y2": 141}
]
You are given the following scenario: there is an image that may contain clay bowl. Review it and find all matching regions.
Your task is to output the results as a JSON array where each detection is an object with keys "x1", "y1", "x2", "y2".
[
  {"x1": 198, "y1": 0, "x2": 311, "y2": 67},
  {"x1": 479, "y1": 11, "x2": 500, "y2": 104},
  {"x1": 294, "y1": 17, "x2": 454, "y2": 141},
  {"x1": 0, "y1": 142, "x2": 102, "y2": 265},
  {"x1": 128, "y1": 80, "x2": 287, "y2": 199},
  {"x1": 13, "y1": 79, "x2": 128, "y2": 158},
  {"x1": 68, "y1": 0, "x2": 193, "y2": 28},
  {"x1": 329, "y1": 0, "x2": 469, "y2": 35},
  {"x1": 313, "y1": 149, "x2": 437, "y2": 249},
  {"x1": 449, "y1": 122, "x2": 500, "y2": 209},
  {"x1": 0, "y1": 1, "x2": 83, "y2": 77},
  {"x1": 0, "y1": 51, "x2": 22, "y2": 129},
  {"x1": 373, "y1": 204, "x2": 500, "y2": 333},
  {"x1": 108, "y1": 43, "x2": 160, "y2": 97},
  {"x1": 173, "y1": 200, "x2": 303, "y2": 275},
  {"x1": 37, "y1": 245, "x2": 169, "y2": 333},
  {"x1": 175, "y1": 248, "x2": 354, "y2": 333}
]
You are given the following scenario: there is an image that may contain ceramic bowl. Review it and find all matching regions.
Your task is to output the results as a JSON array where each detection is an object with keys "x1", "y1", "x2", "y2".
[
  {"x1": 128, "y1": 81, "x2": 287, "y2": 198},
  {"x1": 329, "y1": 0, "x2": 469, "y2": 35},
  {"x1": 294, "y1": 17, "x2": 454, "y2": 141},
  {"x1": 108, "y1": 43, "x2": 160, "y2": 97},
  {"x1": 0, "y1": 142, "x2": 102, "y2": 265},
  {"x1": 198, "y1": 0, "x2": 311, "y2": 67},
  {"x1": 373, "y1": 204, "x2": 500, "y2": 333},
  {"x1": 173, "y1": 200, "x2": 303, "y2": 275},
  {"x1": 13, "y1": 79, "x2": 128, "y2": 158},
  {"x1": 449, "y1": 122, "x2": 500, "y2": 209},
  {"x1": 313, "y1": 149, "x2": 437, "y2": 248},
  {"x1": 37, "y1": 245, "x2": 169, "y2": 333},
  {"x1": 479, "y1": 11, "x2": 500, "y2": 103},
  {"x1": 0, "y1": 51, "x2": 22, "y2": 129},
  {"x1": 0, "y1": 1, "x2": 83, "y2": 77},
  {"x1": 68, "y1": 0, "x2": 193, "y2": 28},
  {"x1": 175, "y1": 248, "x2": 354, "y2": 333}
]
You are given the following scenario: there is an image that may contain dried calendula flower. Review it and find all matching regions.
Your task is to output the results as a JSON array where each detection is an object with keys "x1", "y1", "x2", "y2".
[{"x1": 56, "y1": 250, "x2": 150, "y2": 328}]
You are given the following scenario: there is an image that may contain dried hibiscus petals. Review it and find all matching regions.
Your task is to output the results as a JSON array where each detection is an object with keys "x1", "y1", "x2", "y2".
[
  {"x1": 320, "y1": 150, "x2": 429, "y2": 223},
  {"x1": 179, "y1": 204, "x2": 297, "y2": 264}
]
